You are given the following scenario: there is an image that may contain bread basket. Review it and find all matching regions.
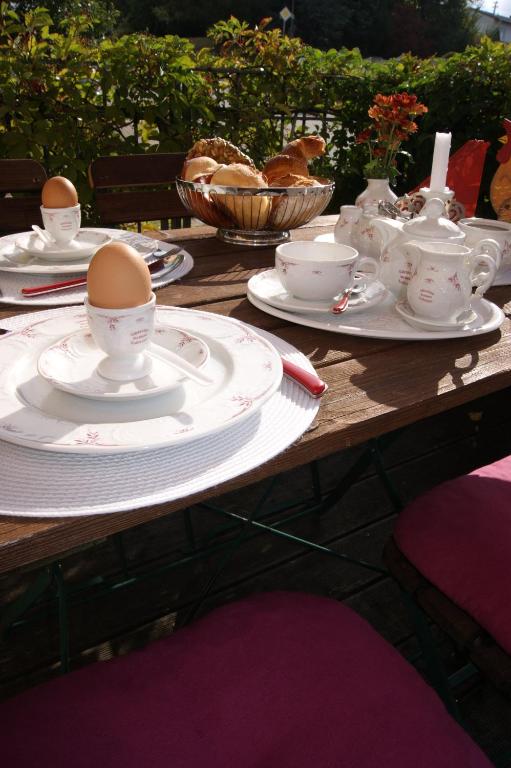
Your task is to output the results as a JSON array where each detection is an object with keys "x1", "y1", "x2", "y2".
[{"x1": 176, "y1": 178, "x2": 334, "y2": 246}]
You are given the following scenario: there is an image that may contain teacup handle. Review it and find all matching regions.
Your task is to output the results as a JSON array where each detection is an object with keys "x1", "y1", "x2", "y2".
[
  {"x1": 470, "y1": 239, "x2": 498, "y2": 297},
  {"x1": 356, "y1": 255, "x2": 380, "y2": 281},
  {"x1": 477, "y1": 237, "x2": 501, "y2": 271}
]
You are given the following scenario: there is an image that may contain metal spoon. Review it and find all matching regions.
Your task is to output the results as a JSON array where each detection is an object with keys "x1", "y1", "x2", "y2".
[{"x1": 331, "y1": 287, "x2": 352, "y2": 314}]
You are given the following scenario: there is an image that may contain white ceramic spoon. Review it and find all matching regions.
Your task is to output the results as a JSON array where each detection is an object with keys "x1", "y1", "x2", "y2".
[
  {"x1": 149, "y1": 341, "x2": 214, "y2": 386},
  {"x1": 32, "y1": 225, "x2": 55, "y2": 247}
]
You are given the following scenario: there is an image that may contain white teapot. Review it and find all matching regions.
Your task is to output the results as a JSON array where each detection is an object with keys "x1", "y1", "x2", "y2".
[{"x1": 373, "y1": 198, "x2": 466, "y2": 299}]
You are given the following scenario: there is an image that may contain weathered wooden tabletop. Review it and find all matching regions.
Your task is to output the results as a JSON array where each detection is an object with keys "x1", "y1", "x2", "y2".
[{"x1": 1, "y1": 214, "x2": 511, "y2": 574}]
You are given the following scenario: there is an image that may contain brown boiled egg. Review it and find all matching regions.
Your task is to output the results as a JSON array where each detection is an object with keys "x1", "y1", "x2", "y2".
[
  {"x1": 41, "y1": 176, "x2": 79, "y2": 208},
  {"x1": 87, "y1": 241, "x2": 152, "y2": 309}
]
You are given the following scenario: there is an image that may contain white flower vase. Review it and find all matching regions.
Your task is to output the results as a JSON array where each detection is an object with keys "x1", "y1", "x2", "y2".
[{"x1": 355, "y1": 178, "x2": 397, "y2": 212}]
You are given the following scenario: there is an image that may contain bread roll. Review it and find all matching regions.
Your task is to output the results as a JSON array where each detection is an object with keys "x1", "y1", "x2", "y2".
[
  {"x1": 282, "y1": 135, "x2": 326, "y2": 160},
  {"x1": 263, "y1": 154, "x2": 308, "y2": 183},
  {"x1": 210, "y1": 164, "x2": 266, "y2": 188},
  {"x1": 181, "y1": 156, "x2": 220, "y2": 182},
  {"x1": 210, "y1": 164, "x2": 270, "y2": 229},
  {"x1": 268, "y1": 174, "x2": 321, "y2": 188}
]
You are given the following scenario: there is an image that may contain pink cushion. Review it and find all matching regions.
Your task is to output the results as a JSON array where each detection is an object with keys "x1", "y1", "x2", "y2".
[
  {"x1": 395, "y1": 455, "x2": 511, "y2": 655},
  {"x1": 0, "y1": 592, "x2": 490, "y2": 768}
]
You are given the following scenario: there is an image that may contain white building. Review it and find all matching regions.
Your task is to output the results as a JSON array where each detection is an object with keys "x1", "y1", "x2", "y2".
[{"x1": 475, "y1": 8, "x2": 511, "y2": 42}]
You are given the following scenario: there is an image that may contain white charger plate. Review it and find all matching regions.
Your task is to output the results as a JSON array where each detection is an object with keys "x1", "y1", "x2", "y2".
[
  {"x1": 248, "y1": 289, "x2": 504, "y2": 341},
  {"x1": 15, "y1": 230, "x2": 112, "y2": 261},
  {"x1": 0, "y1": 307, "x2": 282, "y2": 453},
  {"x1": 37, "y1": 325, "x2": 209, "y2": 401},
  {"x1": 0, "y1": 228, "x2": 161, "y2": 275},
  {"x1": 248, "y1": 268, "x2": 387, "y2": 314},
  {"x1": 0, "y1": 308, "x2": 319, "y2": 518}
]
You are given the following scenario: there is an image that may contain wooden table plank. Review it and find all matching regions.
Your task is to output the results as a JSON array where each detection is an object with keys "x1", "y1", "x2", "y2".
[{"x1": 0, "y1": 215, "x2": 510, "y2": 575}]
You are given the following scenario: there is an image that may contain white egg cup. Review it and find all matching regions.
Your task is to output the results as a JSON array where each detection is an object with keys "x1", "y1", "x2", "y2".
[
  {"x1": 85, "y1": 293, "x2": 156, "y2": 381},
  {"x1": 41, "y1": 203, "x2": 81, "y2": 245}
]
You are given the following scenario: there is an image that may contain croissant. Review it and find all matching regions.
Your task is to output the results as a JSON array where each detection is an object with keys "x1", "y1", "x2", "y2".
[
  {"x1": 263, "y1": 154, "x2": 309, "y2": 183},
  {"x1": 282, "y1": 135, "x2": 326, "y2": 160}
]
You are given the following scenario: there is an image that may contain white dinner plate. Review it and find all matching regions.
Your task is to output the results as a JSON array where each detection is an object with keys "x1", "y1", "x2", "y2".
[
  {"x1": 248, "y1": 289, "x2": 505, "y2": 341},
  {"x1": 394, "y1": 300, "x2": 478, "y2": 332},
  {"x1": 0, "y1": 228, "x2": 160, "y2": 275},
  {"x1": 15, "y1": 230, "x2": 112, "y2": 261},
  {"x1": 248, "y1": 268, "x2": 387, "y2": 314},
  {"x1": 0, "y1": 244, "x2": 192, "y2": 307},
  {"x1": 37, "y1": 325, "x2": 210, "y2": 401},
  {"x1": 0, "y1": 307, "x2": 282, "y2": 453}
]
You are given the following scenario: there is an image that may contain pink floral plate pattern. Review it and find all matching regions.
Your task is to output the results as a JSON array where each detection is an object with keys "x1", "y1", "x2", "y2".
[
  {"x1": 37, "y1": 325, "x2": 210, "y2": 400},
  {"x1": 0, "y1": 307, "x2": 283, "y2": 453}
]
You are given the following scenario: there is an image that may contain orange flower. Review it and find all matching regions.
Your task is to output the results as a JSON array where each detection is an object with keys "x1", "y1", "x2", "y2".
[
  {"x1": 361, "y1": 91, "x2": 427, "y2": 181},
  {"x1": 356, "y1": 128, "x2": 372, "y2": 144}
]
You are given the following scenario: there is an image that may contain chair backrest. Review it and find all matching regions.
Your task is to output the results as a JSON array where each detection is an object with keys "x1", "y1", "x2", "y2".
[
  {"x1": 0, "y1": 158, "x2": 48, "y2": 235},
  {"x1": 88, "y1": 153, "x2": 190, "y2": 231}
]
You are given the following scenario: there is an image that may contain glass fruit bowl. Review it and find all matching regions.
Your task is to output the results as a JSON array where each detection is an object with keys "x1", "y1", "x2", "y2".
[{"x1": 176, "y1": 178, "x2": 334, "y2": 246}]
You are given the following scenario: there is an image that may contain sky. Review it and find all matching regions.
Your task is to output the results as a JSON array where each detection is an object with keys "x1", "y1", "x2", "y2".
[{"x1": 477, "y1": 0, "x2": 511, "y2": 16}]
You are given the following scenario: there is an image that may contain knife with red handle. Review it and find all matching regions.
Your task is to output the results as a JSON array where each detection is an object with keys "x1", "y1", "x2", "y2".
[
  {"x1": 21, "y1": 254, "x2": 178, "y2": 296},
  {"x1": 282, "y1": 358, "x2": 328, "y2": 398}
]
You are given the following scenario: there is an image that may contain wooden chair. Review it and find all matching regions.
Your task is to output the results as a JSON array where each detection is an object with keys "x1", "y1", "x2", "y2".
[
  {"x1": 385, "y1": 455, "x2": 511, "y2": 700},
  {"x1": 88, "y1": 153, "x2": 190, "y2": 232},
  {"x1": 0, "y1": 158, "x2": 47, "y2": 236},
  {"x1": 0, "y1": 592, "x2": 491, "y2": 767}
]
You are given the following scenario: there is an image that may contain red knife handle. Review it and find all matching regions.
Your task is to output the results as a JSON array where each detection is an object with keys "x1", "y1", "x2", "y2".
[
  {"x1": 282, "y1": 358, "x2": 328, "y2": 398},
  {"x1": 22, "y1": 276, "x2": 87, "y2": 296}
]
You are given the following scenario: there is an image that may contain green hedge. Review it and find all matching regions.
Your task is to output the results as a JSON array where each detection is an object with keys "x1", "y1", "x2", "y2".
[{"x1": 1, "y1": 9, "x2": 510, "y2": 219}]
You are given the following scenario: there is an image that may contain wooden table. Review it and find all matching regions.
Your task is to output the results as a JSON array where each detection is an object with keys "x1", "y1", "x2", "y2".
[{"x1": 1, "y1": 214, "x2": 511, "y2": 576}]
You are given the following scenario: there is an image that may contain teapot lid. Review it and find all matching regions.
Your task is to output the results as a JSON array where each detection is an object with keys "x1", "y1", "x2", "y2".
[{"x1": 402, "y1": 197, "x2": 462, "y2": 239}]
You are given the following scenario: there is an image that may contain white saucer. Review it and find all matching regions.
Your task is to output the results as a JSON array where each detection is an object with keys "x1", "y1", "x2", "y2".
[
  {"x1": 15, "y1": 230, "x2": 112, "y2": 261},
  {"x1": 314, "y1": 232, "x2": 335, "y2": 243},
  {"x1": 0, "y1": 228, "x2": 162, "y2": 275},
  {"x1": 247, "y1": 268, "x2": 387, "y2": 314},
  {"x1": 395, "y1": 300, "x2": 478, "y2": 332},
  {"x1": 37, "y1": 325, "x2": 210, "y2": 400}
]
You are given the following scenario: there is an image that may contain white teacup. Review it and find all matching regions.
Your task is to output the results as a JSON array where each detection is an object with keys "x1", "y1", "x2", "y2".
[
  {"x1": 41, "y1": 204, "x2": 81, "y2": 245},
  {"x1": 85, "y1": 293, "x2": 156, "y2": 381},
  {"x1": 458, "y1": 217, "x2": 511, "y2": 270},
  {"x1": 275, "y1": 240, "x2": 380, "y2": 302}
]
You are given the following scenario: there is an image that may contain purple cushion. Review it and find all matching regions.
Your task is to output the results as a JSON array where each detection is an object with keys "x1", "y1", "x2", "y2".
[
  {"x1": 395, "y1": 455, "x2": 511, "y2": 655},
  {"x1": 0, "y1": 592, "x2": 490, "y2": 768}
]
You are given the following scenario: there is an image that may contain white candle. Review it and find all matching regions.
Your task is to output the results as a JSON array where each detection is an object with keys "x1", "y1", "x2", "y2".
[{"x1": 429, "y1": 132, "x2": 451, "y2": 192}]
